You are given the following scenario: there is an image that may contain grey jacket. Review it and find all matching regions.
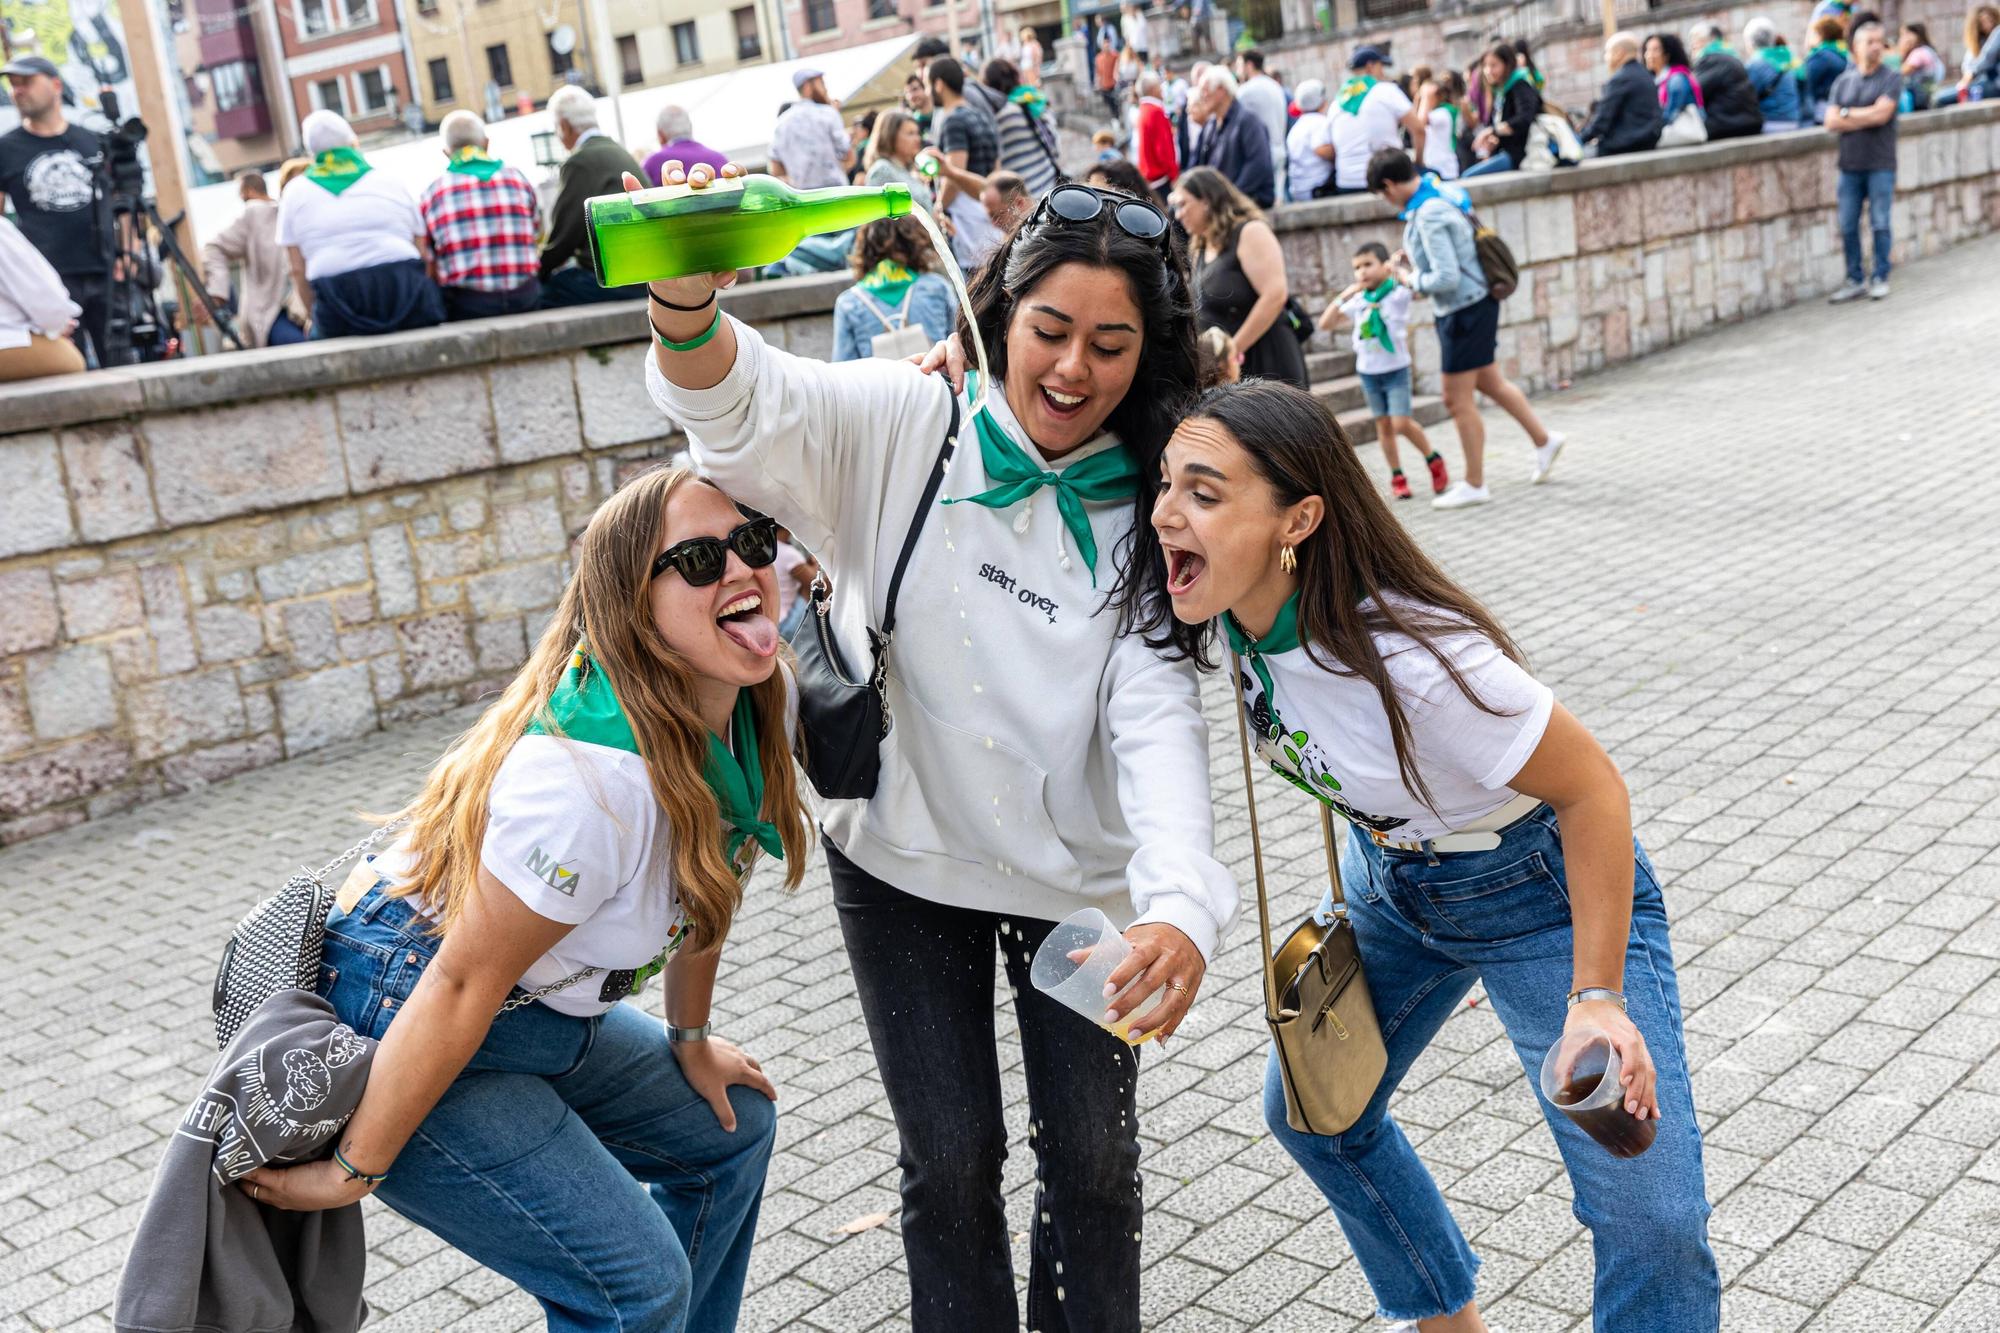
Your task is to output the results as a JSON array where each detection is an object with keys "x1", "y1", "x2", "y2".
[
  {"x1": 1402, "y1": 193, "x2": 1488, "y2": 316},
  {"x1": 115, "y1": 990, "x2": 377, "y2": 1333}
]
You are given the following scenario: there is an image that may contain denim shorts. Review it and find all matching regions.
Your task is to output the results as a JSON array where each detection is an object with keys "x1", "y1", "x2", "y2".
[{"x1": 1359, "y1": 365, "x2": 1413, "y2": 418}]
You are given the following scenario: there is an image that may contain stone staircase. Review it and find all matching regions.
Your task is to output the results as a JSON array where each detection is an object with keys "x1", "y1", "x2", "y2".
[{"x1": 1302, "y1": 346, "x2": 1453, "y2": 441}]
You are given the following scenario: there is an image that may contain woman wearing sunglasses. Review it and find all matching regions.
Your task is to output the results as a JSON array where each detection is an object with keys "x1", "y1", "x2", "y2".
[
  {"x1": 233, "y1": 466, "x2": 813, "y2": 1333},
  {"x1": 1145, "y1": 381, "x2": 1719, "y2": 1332},
  {"x1": 642, "y1": 163, "x2": 1235, "y2": 1333}
]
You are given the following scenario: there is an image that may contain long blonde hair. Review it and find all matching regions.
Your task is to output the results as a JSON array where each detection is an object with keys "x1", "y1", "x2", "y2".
[
  {"x1": 385, "y1": 466, "x2": 808, "y2": 953},
  {"x1": 1969, "y1": 5, "x2": 2000, "y2": 57}
]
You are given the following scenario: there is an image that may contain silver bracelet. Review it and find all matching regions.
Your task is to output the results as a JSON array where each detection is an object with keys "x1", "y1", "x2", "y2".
[
  {"x1": 667, "y1": 1022, "x2": 713, "y2": 1043},
  {"x1": 1567, "y1": 987, "x2": 1626, "y2": 1012}
]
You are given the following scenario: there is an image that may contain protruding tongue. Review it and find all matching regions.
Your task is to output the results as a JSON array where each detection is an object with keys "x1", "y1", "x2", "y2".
[{"x1": 720, "y1": 612, "x2": 779, "y2": 658}]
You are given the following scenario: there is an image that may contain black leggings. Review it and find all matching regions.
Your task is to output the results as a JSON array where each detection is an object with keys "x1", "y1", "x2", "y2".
[{"x1": 827, "y1": 839, "x2": 1142, "y2": 1333}]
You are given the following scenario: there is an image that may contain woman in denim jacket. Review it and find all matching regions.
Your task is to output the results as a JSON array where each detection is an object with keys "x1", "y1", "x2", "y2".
[{"x1": 1365, "y1": 148, "x2": 1562, "y2": 512}]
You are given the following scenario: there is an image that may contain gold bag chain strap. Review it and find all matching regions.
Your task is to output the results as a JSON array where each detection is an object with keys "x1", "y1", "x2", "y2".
[{"x1": 1230, "y1": 649, "x2": 1344, "y2": 1019}]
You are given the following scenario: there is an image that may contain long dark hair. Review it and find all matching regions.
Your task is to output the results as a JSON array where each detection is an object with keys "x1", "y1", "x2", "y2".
[
  {"x1": 1133, "y1": 381, "x2": 1524, "y2": 811},
  {"x1": 1649, "y1": 32, "x2": 1694, "y2": 68},
  {"x1": 956, "y1": 191, "x2": 1198, "y2": 612}
]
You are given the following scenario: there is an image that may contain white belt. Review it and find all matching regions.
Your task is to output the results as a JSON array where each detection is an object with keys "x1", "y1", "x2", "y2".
[{"x1": 1363, "y1": 792, "x2": 1543, "y2": 855}]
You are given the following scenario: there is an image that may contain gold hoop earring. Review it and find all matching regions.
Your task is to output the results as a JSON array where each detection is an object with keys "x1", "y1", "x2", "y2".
[{"x1": 1280, "y1": 545, "x2": 1297, "y2": 575}]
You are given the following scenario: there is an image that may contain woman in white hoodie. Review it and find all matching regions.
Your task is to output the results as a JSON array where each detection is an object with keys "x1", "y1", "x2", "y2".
[{"x1": 641, "y1": 162, "x2": 1236, "y2": 1333}]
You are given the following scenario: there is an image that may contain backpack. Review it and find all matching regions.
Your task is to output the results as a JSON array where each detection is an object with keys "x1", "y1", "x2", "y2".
[
  {"x1": 853, "y1": 284, "x2": 933, "y2": 360},
  {"x1": 1467, "y1": 212, "x2": 1520, "y2": 301}
]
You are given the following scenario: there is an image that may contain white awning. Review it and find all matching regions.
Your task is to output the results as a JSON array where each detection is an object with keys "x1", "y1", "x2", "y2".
[{"x1": 186, "y1": 34, "x2": 919, "y2": 249}]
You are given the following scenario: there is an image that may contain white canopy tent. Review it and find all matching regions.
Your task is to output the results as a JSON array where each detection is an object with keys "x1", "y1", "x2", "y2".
[{"x1": 184, "y1": 34, "x2": 919, "y2": 249}]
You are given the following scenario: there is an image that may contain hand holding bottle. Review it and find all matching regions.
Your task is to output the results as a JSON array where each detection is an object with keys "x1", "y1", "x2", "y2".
[{"x1": 619, "y1": 162, "x2": 746, "y2": 317}]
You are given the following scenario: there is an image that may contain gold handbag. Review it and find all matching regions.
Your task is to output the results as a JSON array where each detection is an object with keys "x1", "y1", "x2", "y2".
[{"x1": 1233, "y1": 651, "x2": 1389, "y2": 1136}]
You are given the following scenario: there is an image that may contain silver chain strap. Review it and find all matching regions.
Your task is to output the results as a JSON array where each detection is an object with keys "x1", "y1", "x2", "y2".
[{"x1": 311, "y1": 820, "x2": 404, "y2": 881}]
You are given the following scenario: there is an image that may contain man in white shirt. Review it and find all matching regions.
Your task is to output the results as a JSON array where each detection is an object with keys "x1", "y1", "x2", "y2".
[
  {"x1": 769, "y1": 67, "x2": 854, "y2": 190},
  {"x1": 1330, "y1": 45, "x2": 1426, "y2": 193},
  {"x1": 1284, "y1": 79, "x2": 1335, "y2": 201},
  {"x1": 1233, "y1": 48, "x2": 1289, "y2": 201}
]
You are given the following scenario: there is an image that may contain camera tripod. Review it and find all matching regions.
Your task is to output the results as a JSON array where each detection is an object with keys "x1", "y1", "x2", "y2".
[{"x1": 102, "y1": 195, "x2": 243, "y2": 363}]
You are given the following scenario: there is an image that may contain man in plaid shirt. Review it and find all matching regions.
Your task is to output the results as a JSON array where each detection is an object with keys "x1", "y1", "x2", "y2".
[{"x1": 419, "y1": 111, "x2": 543, "y2": 320}]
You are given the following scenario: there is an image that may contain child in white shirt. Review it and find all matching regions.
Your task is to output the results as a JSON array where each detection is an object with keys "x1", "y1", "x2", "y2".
[{"x1": 1318, "y1": 241, "x2": 1448, "y2": 500}]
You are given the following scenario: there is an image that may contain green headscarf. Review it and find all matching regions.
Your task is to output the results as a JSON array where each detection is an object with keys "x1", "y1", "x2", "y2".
[{"x1": 305, "y1": 145, "x2": 371, "y2": 196}]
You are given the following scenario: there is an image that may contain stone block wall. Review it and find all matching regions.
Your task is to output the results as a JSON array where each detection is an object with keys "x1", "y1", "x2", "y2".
[
  {"x1": 1269, "y1": 102, "x2": 2000, "y2": 397},
  {"x1": 0, "y1": 277, "x2": 845, "y2": 843}
]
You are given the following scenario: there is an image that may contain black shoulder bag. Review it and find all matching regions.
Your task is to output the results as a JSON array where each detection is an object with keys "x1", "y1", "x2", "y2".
[{"x1": 787, "y1": 387, "x2": 961, "y2": 800}]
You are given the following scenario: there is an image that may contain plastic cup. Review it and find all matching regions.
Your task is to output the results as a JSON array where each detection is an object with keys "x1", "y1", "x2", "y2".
[
  {"x1": 1537, "y1": 1027, "x2": 1656, "y2": 1159},
  {"x1": 1029, "y1": 908, "x2": 1168, "y2": 1045}
]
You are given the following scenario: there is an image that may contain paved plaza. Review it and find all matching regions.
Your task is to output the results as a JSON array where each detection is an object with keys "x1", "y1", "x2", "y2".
[{"x1": 5, "y1": 234, "x2": 2000, "y2": 1333}]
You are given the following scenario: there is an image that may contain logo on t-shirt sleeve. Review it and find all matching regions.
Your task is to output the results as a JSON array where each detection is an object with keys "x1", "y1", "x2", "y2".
[{"x1": 524, "y1": 845, "x2": 580, "y2": 896}]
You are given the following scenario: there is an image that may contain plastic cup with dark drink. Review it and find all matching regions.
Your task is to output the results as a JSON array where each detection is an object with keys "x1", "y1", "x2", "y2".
[{"x1": 1538, "y1": 1028, "x2": 1657, "y2": 1159}]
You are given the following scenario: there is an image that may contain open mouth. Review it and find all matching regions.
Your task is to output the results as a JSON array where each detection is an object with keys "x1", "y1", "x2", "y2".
[
  {"x1": 1165, "y1": 548, "x2": 1206, "y2": 597},
  {"x1": 715, "y1": 591, "x2": 778, "y2": 657},
  {"x1": 1039, "y1": 385, "x2": 1087, "y2": 420}
]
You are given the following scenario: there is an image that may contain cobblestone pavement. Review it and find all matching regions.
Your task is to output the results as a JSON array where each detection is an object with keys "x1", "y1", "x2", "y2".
[{"x1": 7, "y1": 234, "x2": 2000, "y2": 1333}]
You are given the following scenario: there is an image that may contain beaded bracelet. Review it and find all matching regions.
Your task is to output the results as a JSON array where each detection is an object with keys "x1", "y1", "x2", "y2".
[
  {"x1": 333, "y1": 1145, "x2": 389, "y2": 1185},
  {"x1": 654, "y1": 306, "x2": 723, "y2": 353}
]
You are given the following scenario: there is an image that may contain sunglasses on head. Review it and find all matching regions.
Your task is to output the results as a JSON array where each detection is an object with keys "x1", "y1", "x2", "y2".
[
  {"x1": 650, "y1": 516, "x2": 780, "y2": 586},
  {"x1": 1031, "y1": 183, "x2": 1171, "y2": 250}
]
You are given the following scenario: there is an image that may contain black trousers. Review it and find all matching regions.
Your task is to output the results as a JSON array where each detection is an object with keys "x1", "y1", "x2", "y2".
[
  {"x1": 61, "y1": 272, "x2": 110, "y2": 367},
  {"x1": 827, "y1": 839, "x2": 1142, "y2": 1333}
]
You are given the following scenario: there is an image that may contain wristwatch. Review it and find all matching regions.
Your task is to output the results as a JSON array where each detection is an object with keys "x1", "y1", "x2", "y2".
[
  {"x1": 667, "y1": 1022, "x2": 712, "y2": 1043},
  {"x1": 1839, "y1": 106, "x2": 1852, "y2": 119},
  {"x1": 1567, "y1": 987, "x2": 1626, "y2": 1012}
]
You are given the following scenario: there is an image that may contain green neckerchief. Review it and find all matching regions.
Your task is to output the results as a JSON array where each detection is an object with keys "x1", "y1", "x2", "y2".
[
  {"x1": 1009, "y1": 84, "x2": 1048, "y2": 119},
  {"x1": 1758, "y1": 46, "x2": 1799, "y2": 73},
  {"x1": 445, "y1": 146, "x2": 504, "y2": 181},
  {"x1": 305, "y1": 145, "x2": 371, "y2": 196},
  {"x1": 1809, "y1": 40, "x2": 1850, "y2": 62},
  {"x1": 1336, "y1": 74, "x2": 1378, "y2": 115},
  {"x1": 1443, "y1": 102, "x2": 1460, "y2": 137},
  {"x1": 703, "y1": 689, "x2": 784, "y2": 866},
  {"x1": 1497, "y1": 67, "x2": 1535, "y2": 103},
  {"x1": 527, "y1": 645, "x2": 782, "y2": 867},
  {"x1": 1357, "y1": 278, "x2": 1399, "y2": 355},
  {"x1": 1699, "y1": 40, "x2": 1735, "y2": 60},
  {"x1": 858, "y1": 258, "x2": 916, "y2": 306},
  {"x1": 1223, "y1": 588, "x2": 1302, "y2": 730},
  {"x1": 942, "y1": 375, "x2": 1139, "y2": 585}
]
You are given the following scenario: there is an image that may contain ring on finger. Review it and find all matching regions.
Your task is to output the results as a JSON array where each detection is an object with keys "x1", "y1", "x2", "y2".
[
  {"x1": 1165, "y1": 979, "x2": 1190, "y2": 994},
  {"x1": 247, "y1": 1182, "x2": 260, "y2": 1201}
]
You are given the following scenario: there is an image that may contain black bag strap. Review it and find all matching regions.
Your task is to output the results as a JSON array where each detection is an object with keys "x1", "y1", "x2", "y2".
[{"x1": 878, "y1": 384, "x2": 962, "y2": 643}]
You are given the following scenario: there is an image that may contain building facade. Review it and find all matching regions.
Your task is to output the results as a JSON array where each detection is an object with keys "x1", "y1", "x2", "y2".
[
  {"x1": 785, "y1": 0, "x2": 1061, "y2": 64},
  {"x1": 173, "y1": 0, "x2": 292, "y2": 175},
  {"x1": 268, "y1": 0, "x2": 415, "y2": 137},
  {"x1": 608, "y1": 0, "x2": 783, "y2": 93},
  {"x1": 403, "y1": 0, "x2": 595, "y2": 128}
]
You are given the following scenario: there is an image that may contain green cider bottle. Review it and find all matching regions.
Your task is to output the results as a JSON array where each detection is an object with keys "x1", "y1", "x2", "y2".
[{"x1": 584, "y1": 176, "x2": 912, "y2": 288}]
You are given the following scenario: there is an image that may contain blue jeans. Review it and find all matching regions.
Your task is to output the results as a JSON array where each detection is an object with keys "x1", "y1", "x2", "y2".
[
  {"x1": 1263, "y1": 807, "x2": 1720, "y2": 1329},
  {"x1": 1461, "y1": 150, "x2": 1516, "y2": 178},
  {"x1": 1837, "y1": 168, "x2": 1895, "y2": 283},
  {"x1": 320, "y1": 882, "x2": 775, "y2": 1333}
]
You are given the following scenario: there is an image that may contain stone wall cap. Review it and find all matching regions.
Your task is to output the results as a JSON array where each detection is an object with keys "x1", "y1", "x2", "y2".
[
  {"x1": 1270, "y1": 100, "x2": 2000, "y2": 234},
  {"x1": 0, "y1": 269, "x2": 852, "y2": 438}
]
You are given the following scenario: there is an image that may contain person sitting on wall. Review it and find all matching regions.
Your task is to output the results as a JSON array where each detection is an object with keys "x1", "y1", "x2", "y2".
[
  {"x1": 277, "y1": 110, "x2": 444, "y2": 340},
  {"x1": 1580, "y1": 32, "x2": 1665, "y2": 156},
  {"x1": 1688, "y1": 20, "x2": 1766, "y2": 137},
  {"x1": 538, "y1": 86, "x2": 648, "y2": 309},
  {"x1": 420, "y1": 111, "x2": 544, "y2": 321}
]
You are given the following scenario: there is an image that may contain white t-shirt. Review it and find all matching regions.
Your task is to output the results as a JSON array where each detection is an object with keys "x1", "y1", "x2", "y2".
[
  {"x1": 276, "y1": 170, "x2": 421, "y2": 281},
  {"x1": 1285, "y1": 112, "x2": 1333, "y2": 200},
  {"x1": 769, "y1": 100, "x2": 853, "y2": 191},
  {"x1": 1331, "y1": 81, "x2": 1414, "y2": 190},
  {"x1": 1235, "y1": 601, "x2": 1553, "y2": 843},
  {"x1": 1236, "y1": 74, "x2": 1290, "y2": 159},
  {"x1": 1340, "y1": 283, "x2": 1413, "y2": 374},
  {"x1": 1423, "y1": 105, "x2": 1463, "y2": 178}
]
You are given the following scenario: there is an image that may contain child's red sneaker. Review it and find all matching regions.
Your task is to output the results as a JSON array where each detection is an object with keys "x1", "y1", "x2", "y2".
[
  {"x1": 1391, "y1": 472, "x2": 1413, "y2": 500},
  {"x1": 1426, "y1": 453, "x2": 1450, "y2": 494}
]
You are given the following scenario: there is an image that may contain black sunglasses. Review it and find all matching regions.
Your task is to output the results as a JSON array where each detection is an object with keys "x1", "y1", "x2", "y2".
[
  {"x1": 650, "y1": 516, "x2": 779, "y2": 586},
  {"x1": 1031, "y1": 183, "x2": 1170, "y2": 250}
]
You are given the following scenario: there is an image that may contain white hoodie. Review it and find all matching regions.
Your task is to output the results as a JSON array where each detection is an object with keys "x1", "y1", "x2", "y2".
[{"x1": 646, "y1": 323, "x2": 1238, "y2": 959}]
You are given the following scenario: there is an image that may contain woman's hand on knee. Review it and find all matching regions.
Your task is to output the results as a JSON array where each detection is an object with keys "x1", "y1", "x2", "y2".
[
  {"x1": 1103, "y1": 923, "x2": 1207, "y2": 1044},
  {"x1": 671, "y1": 1035, "x2": 776, "y2": 1133},
  {"x1": 1566, "y1": 999, "x2": 1659, "y2": 1120}
]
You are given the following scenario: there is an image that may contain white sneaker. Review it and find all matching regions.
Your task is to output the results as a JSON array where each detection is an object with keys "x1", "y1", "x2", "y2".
[
  {"x1": 1828, "y1": 281, "x2": 1867, "y2": 304},
  {"x1": 1431, "y1": 481, "x2": 1492, "y2": 510},
  {"x1": 1530, "y1": 431, "x2": 1565, "y2": 485},
  {"x1": 1869, "y1": 278, "x2": 1891, "y2": 300}
]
